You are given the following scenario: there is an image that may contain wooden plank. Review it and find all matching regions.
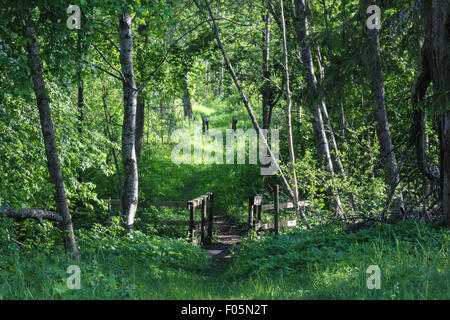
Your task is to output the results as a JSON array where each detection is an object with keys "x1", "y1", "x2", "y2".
[
  {"x1": 108, "y1": 194, "x2": 210, "y2": 208},
  {"x1": 159, "y1": 220, "x2": 201, "y2": 229},
  {"x1": 255, "y1": 219, "x2": 297, "y2": 231},
  {"x1": 189, "y1": 205, "x2": 195, "y2": 241},
  {"x1": 201, "y1": 198, "x2": 207, "y2": 243},
  {"x1": 274, "y1": 185, "x2": 279, "y2": 235},
  {"x1": 280, "y1": 219, "x2": 297, "y2": 228},
  {"x1": 254, "y1": 222, "x2": 271, "y2": 231},
  {"x1": 188, "y1": 195, "x2": 207, "y2": 207},
  {"x1": 109, "y1": 199, "x2": 187, "y2": 208},
  {"x1": 261, "y1": 201, "x2": 309, "y2": 211},
  {"x1": 143, "y1": 201, "x2": 188, "y2": 207},
  {"x1": 207, "y1": 192, "x2": 214, "y2": 244}
]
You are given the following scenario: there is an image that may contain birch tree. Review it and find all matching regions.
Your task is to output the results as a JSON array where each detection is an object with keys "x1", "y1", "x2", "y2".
[
  {"x1": 279, "y1": 0, "x2": 301, "y2": 219},
  {"x1": 118, "y1": 11, "x2": 139, "y2": 228},
  {"x1": 364, "y1": 0, "x2": 404, "y2": 221},
  {"x1": 25, "y1": 26, "x2": 79, "y2": 260},
  {"x1": 193, "y1": 0, "x2": 309, "y2": 225},
  {"x1": 292, "y1": 0, "x2": 344, "y2": 218}
]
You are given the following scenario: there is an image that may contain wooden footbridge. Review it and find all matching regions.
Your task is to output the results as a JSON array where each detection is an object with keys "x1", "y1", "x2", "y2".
[
  {"x1": 108, "y1": 191, "x2": 215, "y2": 245},
  {"x1": 107, "y1": 185, "x2": 308, "y2": 246}
]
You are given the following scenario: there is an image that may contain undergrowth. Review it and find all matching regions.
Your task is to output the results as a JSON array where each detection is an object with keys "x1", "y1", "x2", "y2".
[{"x1": 0, "y1": 216, "x2": 448, "y2": 299}]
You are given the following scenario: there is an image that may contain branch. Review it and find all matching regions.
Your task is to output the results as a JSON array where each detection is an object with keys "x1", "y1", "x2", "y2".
[
  {"x1": 270, "y1": 74, "x2": 286, "y2": 107},
  {"x1": 94, "y1": 29, "x2": 121, "y2": 53},
  {"x1": 91, "y1": 43, "x2": 126, "y2": 82},
  {"x1": 407, "y1": 45, "x2": 440, "y2": 184},
  {"x1": 0, "y1": 207, "x2": 62, "y2": 222},
  {"x1": 193, "y1": 0, "x2": 308, "y2": 226},
  {"x1": 379, "y1": 143, "x2": 413, "y2": 222},
  {"x1": 93, "y1": 64, "x2": 123, "y2": 81},
  {"x1": 137, "y1": 18, "x2": 222, "y2": 93}
]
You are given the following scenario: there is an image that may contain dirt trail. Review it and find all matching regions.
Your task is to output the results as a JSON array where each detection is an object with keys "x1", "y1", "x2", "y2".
[{"x1": 202, "y1": 214, "x2": 246, "y2": 263}]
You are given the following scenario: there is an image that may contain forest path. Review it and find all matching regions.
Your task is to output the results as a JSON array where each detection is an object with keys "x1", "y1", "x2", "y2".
[{"x1": 201, "y1": 214, "x2": 246, "y2": 270}]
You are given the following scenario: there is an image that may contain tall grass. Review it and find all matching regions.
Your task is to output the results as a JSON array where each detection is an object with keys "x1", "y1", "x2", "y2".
[{"x1": 1, "y1": 218, "x2": 448, "y2": 299}]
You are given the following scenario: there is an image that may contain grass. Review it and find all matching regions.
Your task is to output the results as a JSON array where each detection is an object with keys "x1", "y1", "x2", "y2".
[
  {"x1": 1, "y1": 216, "x2": 448, "y2": 300},
  {"x1": 227, "y1": 220, "x2": 449, "y2": 299},
  {"x1": 1, "y1": 98, "x2": 448, "y2": 300}
]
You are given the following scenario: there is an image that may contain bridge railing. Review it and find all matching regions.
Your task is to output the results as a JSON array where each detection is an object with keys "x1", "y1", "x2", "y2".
[
  {"x1": 107, "y1": 191, "x2": 214, "y2": 245},
  {"x1": 248, "y1": 185, "x2": 308, "y2": 235}
]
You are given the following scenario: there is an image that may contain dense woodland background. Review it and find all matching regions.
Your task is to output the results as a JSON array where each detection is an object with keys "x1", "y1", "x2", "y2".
[{"x1": 0, "y1": 0, "x2": 449, "y2": 299}]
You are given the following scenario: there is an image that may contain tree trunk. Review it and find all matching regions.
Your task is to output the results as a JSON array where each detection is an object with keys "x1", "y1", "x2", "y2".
[
  {"x1": 280, "y1": 0, "x2": 301, "y2": 219},
  {"x1": 135, "y1": 22, "x2": 150, "y2": 164},
  {"x1": 368, "y1": 128, "x2": 376, "y2": 180},
  {"x1": 135, "y1": 92, "x2": 145, "y2": 162},
  {"x1": 219, "y1": 56, "x2": 224, "y2": 96},
  {"x1": 340, "y1": 101, "x2": 346, "y2": 146},
  {"x1": 440, "y1": 111, "x2": 450, "y2": 227},
  {"x1": 102, "y1": 88, "x2": 124, "y2": 214},
  {"x1": 77, "y1": 32, "x2": 84, "y2": 183},
  {"x1": 365, "y1": 2, "x2": 404, "y2": 221},
  {"x1": 261, "y1": 1, "x2": 272, "y2": 129},
  {"x1": 292, "y1": 0, "x2": 344, "y2": 218},
  {"x1": 0, "y1": 207, "x2": 62, "y2": 223},
  {"x1": 193, "y1": 0, "x2": 309, "y2": 226},
  {"x1": 413, "y1": 0, "x2": 450, "y2": 227},
  {"x1": 182, "y1": 88, "x2": 193, "y2": 119},
  {"x1": 205, "y1": 61, "x2": 210, "y2": 96},
  {"x1": 118, "y1": 12, "x2": 139, "y2": 228},
  {"x1": 316, "y1": 50, "x2": 345, "y2": 176},
  {"x1": 25, "y1": 26, "x2": 79, "y2": 260},
  {"x1": 182, "y1": 72, "x2": 193, "y2": 119},
  {"x1": 425, "y1": 0, "x2": 450, "y2": 227}
]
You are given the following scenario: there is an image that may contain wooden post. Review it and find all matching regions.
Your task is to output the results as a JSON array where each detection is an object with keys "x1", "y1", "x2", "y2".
[
  {"x1": 201, "y1": 197, "x2": 207, "y2": 244},
  {"x1": 108, "y1": 197, "x2": 112, "y2": 215},
  {"x1": 274, "y1": 185, "x2": 280, "y2": 235},
  {"x1": 257, "y1": 203, "x2": 261, "y2": 222},
  {"x1": 255, "y1": 195, "x2": 262, "y2": 223},
  {"x1": 248, "y1": 196, "x2": 254, "y2": 230},
  {"x1": 300, "y1": 205, "x2": 306, "y2": 221},
  {"x1": 207, "y1": 192, "x2": 214, "y2": 244},
  {"x1": 189, "y1": 204, "x2": 195, "y2": 242}
]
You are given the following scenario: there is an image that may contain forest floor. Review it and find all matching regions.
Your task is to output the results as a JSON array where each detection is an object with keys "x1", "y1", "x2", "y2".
[{"x1": 201, "y1": 214, "x2": 246, "y2": 272}]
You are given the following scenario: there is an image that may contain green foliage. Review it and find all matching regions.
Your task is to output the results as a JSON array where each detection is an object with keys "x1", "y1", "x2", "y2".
[
  {"x1": 0, "y1": 217, "x2": 210, "y2": 299},
  {"x1": 0, "y1": 0, "x2": 448, "y2": 301},
  {"x1": 1, "y1": 218, "x2": 448, "y2": 299},
  {"x1": 227, "y1": 221, "x2": 449, "y2": 299}
]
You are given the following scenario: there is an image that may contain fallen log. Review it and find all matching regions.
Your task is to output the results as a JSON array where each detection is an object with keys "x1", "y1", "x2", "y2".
[{"x1": 0, "y1": 207, "x2": 62, "y2": 222}]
